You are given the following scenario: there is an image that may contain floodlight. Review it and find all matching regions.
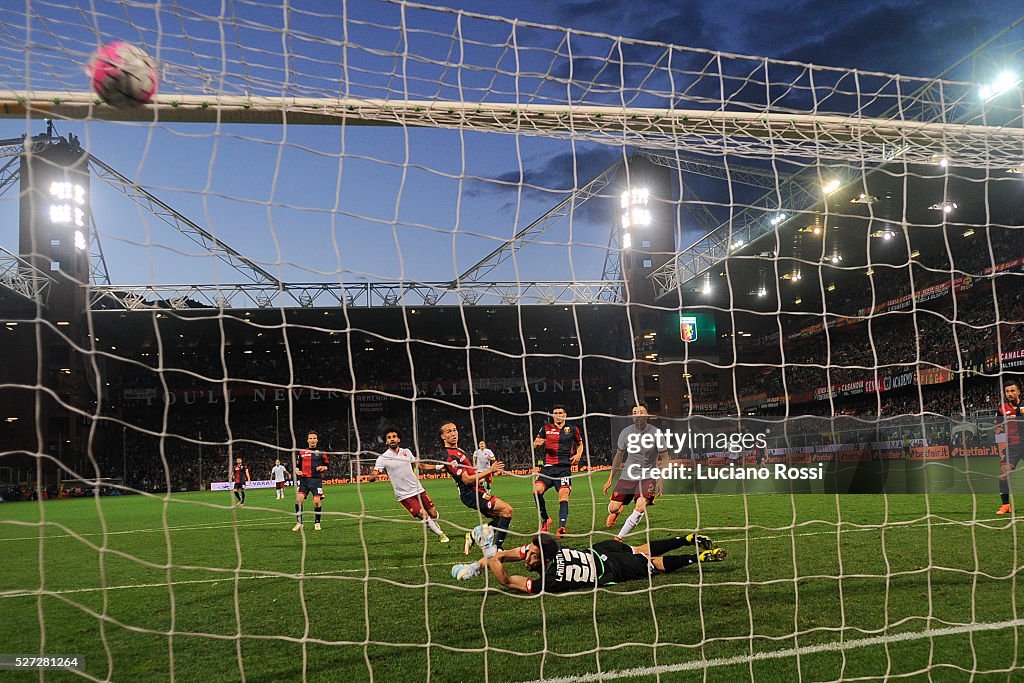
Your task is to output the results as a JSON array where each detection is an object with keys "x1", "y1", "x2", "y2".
[
  {"x1": 850, "y1": 194, "x2": 877, "y2": 204},
  {"x1": 980, "y1": 70, "x2": 1020, "y2": 100},
  {"x1": 928, "y1": 201, "x2": 957, "y2": 213}
]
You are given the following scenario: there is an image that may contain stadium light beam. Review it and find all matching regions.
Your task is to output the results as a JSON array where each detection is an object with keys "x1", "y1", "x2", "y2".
[
  {"x1": 620, "y1": 187, "x2": 651, "y2": 230},
  {"x1": 980, "y1": 70, "x2": 1020, "y2": 100},
  {"x1": 928, "y1": 201, "x2": 958, "y2": 213}
]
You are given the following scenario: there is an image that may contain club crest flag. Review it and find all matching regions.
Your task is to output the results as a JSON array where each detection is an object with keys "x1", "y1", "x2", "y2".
[{"x1": 680, "y1": 316, "x2": 697, "y2": 342}]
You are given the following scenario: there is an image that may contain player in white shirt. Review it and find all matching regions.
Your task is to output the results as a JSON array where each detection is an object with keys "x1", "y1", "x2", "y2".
[
  {"x1": 370, "y1": 428, "x2": 450, "y2": 543},
  {"x1": 603, "y1": 404, "x2": 668, "y2": 541},
  {"x1": 270, "y1": 459, "x2": 291, "y2": 499},
  {"x1": 472, "y1": 440, "x2": 496, "y2": 493}
]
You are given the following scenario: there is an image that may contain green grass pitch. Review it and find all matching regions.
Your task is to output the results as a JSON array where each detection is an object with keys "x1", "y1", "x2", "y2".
[{"x1": 1, "y1": 468, "x2": 1021, "y2": 682}]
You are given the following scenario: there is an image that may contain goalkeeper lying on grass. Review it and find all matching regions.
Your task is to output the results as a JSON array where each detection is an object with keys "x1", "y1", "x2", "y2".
[{"x1": 452, "y1": 525, "x2": 726, "y2": 594}]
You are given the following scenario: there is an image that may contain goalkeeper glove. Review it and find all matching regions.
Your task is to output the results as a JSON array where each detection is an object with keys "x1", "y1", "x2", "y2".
[
  {"x1": 451, "y1": 562, "x2": 481, "y2": 581},
  {"x1": 471, "y1": 524, "x2": 497, "y2": 558}
]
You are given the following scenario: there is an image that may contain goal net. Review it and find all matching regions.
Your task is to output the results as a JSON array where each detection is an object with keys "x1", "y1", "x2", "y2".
[{"x1": 0, "y1": 0, "x2": 1022, "y2": 681}]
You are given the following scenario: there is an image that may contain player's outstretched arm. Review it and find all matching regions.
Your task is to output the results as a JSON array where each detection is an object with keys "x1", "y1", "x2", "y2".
[
  {"x1": 604, "y1": 448, "x2": 624, "y2": 494},
  {"x1": 484, "y1": 556, "x2": 533, "y2": 593},
  {"x1": 459, "y1": 461, "x2": 503, "y2": 485}
]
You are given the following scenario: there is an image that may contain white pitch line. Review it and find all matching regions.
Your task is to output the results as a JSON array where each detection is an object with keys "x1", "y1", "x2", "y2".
[
  {"x1": 515, "y1": 618, "x2": 1024, "y2": 683},
  {"x1": 707, "y1": 514, "x2": 1009, "y2": 546},
  {"x1": 0, "y1": 505, "x2": 436, "y2": 543},
  {"x1": 0, "y1": 516, "x2": 284, "y2": 542},
  {"x1": 0, "y1": 561, "x2": 457, "y2": 600}
]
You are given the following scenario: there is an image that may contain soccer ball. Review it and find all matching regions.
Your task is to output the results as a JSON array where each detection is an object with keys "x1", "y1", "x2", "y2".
[{"x1": 87, "y1": 42, "x2": 158, "y2": 107}]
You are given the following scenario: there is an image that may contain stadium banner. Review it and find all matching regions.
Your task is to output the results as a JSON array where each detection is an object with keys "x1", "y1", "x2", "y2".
[
  {"x1": 917, "y1": 366, "x2": 954, "y2": 385},
  {"x1": 990, "y1": 347, "x2": 1024, "y2": 370},
  {"x1": 909, "y1": 446, "x2": 951, "y2": 460},
  {"x1": 692, "y1": 401, "x2": 728, "y2": 414},
  {"x1": 951, "y1": 445, "x2": 1003, "y2": 458},
  {"x1": 984, "y1": 256, "x2": 1024, "y2": 275},
  {"x1": 125, "y1": 376, "x2": 594, "y2": 405},
  {"x1": 209, "y1": 479, "x2": 281, "y2": 491},
  {"x1": 877, "y1": 448, "x2": 906, "y2": 460},
  {"x1": 864, "y1": 370, "x2": 915, "y2": 394},
  {"x1": 781, "y1": 257, "x2": 1024, "y2": 343},
  {"x1": 839, "y1": 450, "x2": 874, "y2": 462},
  {"x1": 746, "y1": 370, "x2": 917, "y2": 408},
  {"x1": 790, "y1": 390, "x2": 815, "y2": 404},
  {"x1": 836, "y1": 380, "x2": 865, "y2": 396}
]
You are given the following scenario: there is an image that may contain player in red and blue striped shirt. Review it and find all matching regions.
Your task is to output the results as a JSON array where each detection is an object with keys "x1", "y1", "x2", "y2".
[
  {"x1": 230, "y1": 457, "x2": 250, "y2": 506},
  {"x1": 293, "y1": 430, "x2": 329, "y2": 531},
  {"x1": 440, "y1": 421, "x2": 514, "y2": 552},
  {"x1": 531, "y1": 405, "x2": 583, "y2": 539},
  {"x1": 996, "y1": 379, "x2": 1023, "y2": 515}
]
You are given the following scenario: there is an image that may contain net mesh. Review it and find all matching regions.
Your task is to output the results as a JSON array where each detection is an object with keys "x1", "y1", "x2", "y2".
[{"x1": 0, "y1": 1, "x2": 1022, "y2": 681}]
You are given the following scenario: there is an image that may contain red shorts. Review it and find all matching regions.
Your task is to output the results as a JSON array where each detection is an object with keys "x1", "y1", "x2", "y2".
[
  {"x1": 276, "y1": 481, "x2": 286, "y2": 489},
  {"x1": 611, "y1": 478, "x2": 657, "y2": 505},
  {"x1": 399, "y1": 491, "x2": 435, "y2": 517}
]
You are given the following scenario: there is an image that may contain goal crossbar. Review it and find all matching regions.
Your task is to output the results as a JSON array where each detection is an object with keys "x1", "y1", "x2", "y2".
[{"x1": 4, "y1": 92, "x2": 1022, "y2": 161}]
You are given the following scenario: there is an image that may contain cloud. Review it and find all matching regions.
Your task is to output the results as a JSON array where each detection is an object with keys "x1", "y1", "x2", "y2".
[
  {"x1": 545, "y1": 2, "x2": 716, "y2": 95},
  {"x1": 551, "y1": 1, "x2": 713, "y2": 46},
  {"x1": 465, "y1": 145, "x2": 626, "y2": 225},
  {"x1": 469, "y1": 145, "x2": 623, "y2": 194},
  {"x1": 737, "y1": 0, "x2": 1001, "y2": 78},
  {"x1": 530, "y1": 0, "x2": 1011, "y2": 85}
]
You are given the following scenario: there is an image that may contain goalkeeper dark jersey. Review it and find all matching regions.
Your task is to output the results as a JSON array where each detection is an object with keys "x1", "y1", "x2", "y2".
[{"x1": 526, "y1": 540, "x2": 653, "y2": 594}]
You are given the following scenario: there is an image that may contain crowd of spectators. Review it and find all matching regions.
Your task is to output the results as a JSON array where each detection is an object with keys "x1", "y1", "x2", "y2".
[
  {"x1": 110, "y1": 331, "x2": 600, "y2": 400},
  {"x1": 83, "y1": 399, "x2": 615, "y2": 493},
  {"x1": 742, "y1": 269, "x2": 1023, "y2": 403},
  {"x1": 14, "y1": 228, "x2": 1020, "y2": 497}
]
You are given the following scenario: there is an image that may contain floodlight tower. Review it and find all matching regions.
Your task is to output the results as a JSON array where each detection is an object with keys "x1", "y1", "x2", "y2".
[
  {"x1": 14, "y1": 131, "x2": 92, "y2": 475},
  {"x1": 618, "y1": 156, "x2": 678, "y2": 413}
]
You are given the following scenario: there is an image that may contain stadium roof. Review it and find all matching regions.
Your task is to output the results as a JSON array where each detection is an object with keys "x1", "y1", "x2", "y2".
[{"x1": 665, "y1": 160, "x2": 1024, "y2": 324}]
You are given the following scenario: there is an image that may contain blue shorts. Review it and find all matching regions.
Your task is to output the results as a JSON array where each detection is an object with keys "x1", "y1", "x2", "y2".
[
  {"x1": 460, "y1": 489, "x2": 495, "y2": 514},
  {"x1": 1003, "y1": 445, "x2": 1024, "y2": 469},
  {"x1": 536, "y1": 465, "x2": 572, "y2": 492},
  {"x1": 297, "y1": 478, "x2": 324, "y2": 498}
]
